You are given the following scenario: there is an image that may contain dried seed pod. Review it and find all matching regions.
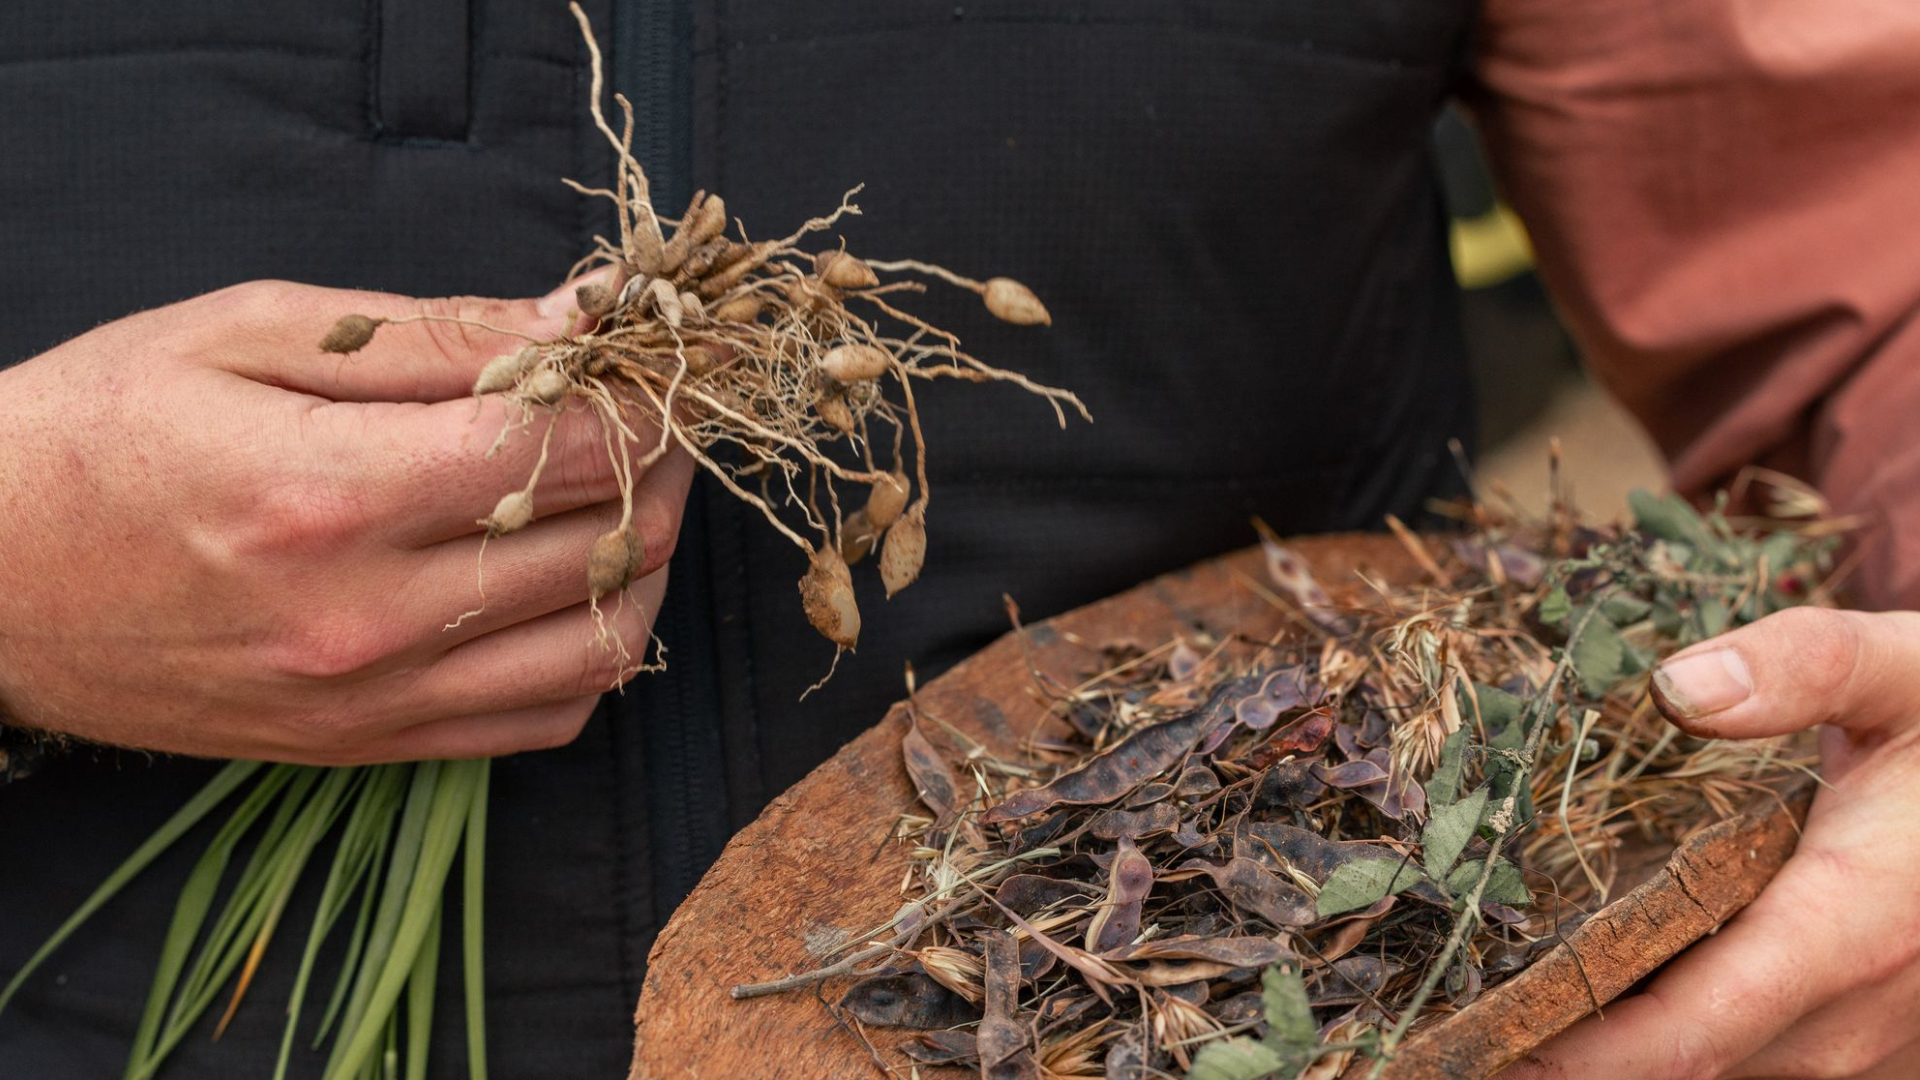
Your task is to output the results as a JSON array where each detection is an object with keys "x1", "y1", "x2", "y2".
[
  {"x1": 587, "y1": 525, "x2": 648, "y2": 600},
  {"x1": 880, "y1": 503, "x2": 928, "y2": 598},
  {"x1": 839, "y1": 509, "x2": 880, "y2": 566},
  {"x1": 813, "y1": 251, "x2": 880, "y2": 290},
  {"x1": 799, "y1": 546, "x2": 861, "y2": 648},
  {"x1": 982, "y1": 277, "x2": 1051, "y2": 326},
  {"x1": 815, "y1": 394, "x2": 856, "y2": 435},
  {"x1": 819, "y1": 343, "x2": 892, "y2": 384},
  {"x1": 318, "y1": 314, "x2": 384, "y2": 354},
  {"x1": 482, "y1": 489, "x2": 535, "y2": 537},
  {"x1": 523, "y1": 367, "x2": 570, "y2": 405},
  {"x1": 575, "y1": 280, "x2": 618, "y2": 317},
  {"x1": 866, "y1": 470, "x2": 910, "y2": 530},
  {"x1": 711, "y1": 295, "x2": 763, "y2": 323},
  {"x1": 474, "y1": 345, "x2": 540, "y2": 396}
]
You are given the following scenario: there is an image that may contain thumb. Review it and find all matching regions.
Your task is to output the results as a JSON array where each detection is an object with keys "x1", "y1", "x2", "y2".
[{"x1": 1649, "y1": 607, "x2": 1920, "y2": 739}]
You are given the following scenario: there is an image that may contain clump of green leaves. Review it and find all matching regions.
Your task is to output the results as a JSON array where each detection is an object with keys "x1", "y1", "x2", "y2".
[{"x1": 0, "y1": 760, "x2": 491, "y2": 1080}]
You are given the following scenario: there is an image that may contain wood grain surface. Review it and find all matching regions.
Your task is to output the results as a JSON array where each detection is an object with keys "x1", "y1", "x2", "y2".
[{"x1": 630, "y1": 535, "x2": 1809, "y2": 1080}]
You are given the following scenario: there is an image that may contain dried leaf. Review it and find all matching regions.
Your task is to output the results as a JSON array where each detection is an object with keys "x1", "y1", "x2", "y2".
[
  {"x1": 984, "y1": 682, "x2": 1245, "y2": 822},
  {"x1": 902, "y1": 720, "x2": 961, "y2": 821},
  {"x1": 906, "y1": 1030, "x2": 979, "y2": 1066},
  {"x1": 1179, "y1": 858, "x2": 1317, "y2": 927},
  {"x1": 1086, "y1": 837, "x2": 1154, "y2": 954},
  {"x1": 840, "y1": 971, "x2": 980, "y2": 1029},
  {"x1": 1629, "y1": 489, "x2": 1710, "y2": 546}
]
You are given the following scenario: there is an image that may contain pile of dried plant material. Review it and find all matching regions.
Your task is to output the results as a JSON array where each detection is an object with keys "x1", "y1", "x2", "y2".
[
  {"x1": 322, "y1": 3, "x2": 1085, "y2": 666},
  {"x1": 734, "y1": 473, "x2": 1842, "y2": 1080}
]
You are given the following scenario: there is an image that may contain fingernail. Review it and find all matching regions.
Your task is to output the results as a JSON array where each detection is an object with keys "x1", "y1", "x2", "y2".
[{"x1": 1651, "y1": 648, "x2": 1753, "y2": 718}]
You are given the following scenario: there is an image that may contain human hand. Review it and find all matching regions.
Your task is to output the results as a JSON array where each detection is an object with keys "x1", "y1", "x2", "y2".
[
  {"x1": 1497, "y1": 607, "x2": 1920, "y2": 1079},
  {"x1": 0, "y1": 278, "x2": 691, "y2": 764}
]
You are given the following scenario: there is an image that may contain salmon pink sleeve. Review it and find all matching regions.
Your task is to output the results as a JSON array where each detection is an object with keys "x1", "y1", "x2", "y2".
[{"x1": 1467, "y1": 0, "x2": 1920, "y2": 608}]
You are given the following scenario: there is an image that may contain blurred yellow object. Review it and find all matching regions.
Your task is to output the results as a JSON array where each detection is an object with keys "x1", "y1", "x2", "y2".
[{"x1": 1451, "y1": 204, "x2": 1534, "y2": 289}]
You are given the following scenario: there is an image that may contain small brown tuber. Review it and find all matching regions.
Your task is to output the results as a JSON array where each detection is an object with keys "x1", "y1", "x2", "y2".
[
  {"x1": 819, "y1": 343, "x2": 892, "y2": 384},
  {"x1": 799, "y1": 547, "x2": 861, "y2": 648},
  {"x1": 839, "y1": 509, "x2": 879, "y2": 566},
  {"x1": 483, "y1": 490, "x2": 535, "y2": 536},
  {"x1": 576, "y1": 281, "x2": 618, "y2": 317},
  {"x1": 879, "y1": 504, "x2": 927, "y2": 598},
  {"x1": 813, "y1": 251, "x2": 880, "y2": 290},
  {"x1": 523, "y1": 367, "x2": 571, "y2": 405},
  {"x1": 318, "y1": 314, "x2": 384, "y2": 354},
  {"x1": 982, "y1": 278, "x2": 1051, "y2": 326},
  {"x1": 588, "y1": 525, "x2": 648, "y2": 600},
  {"x1": 815, "y1": 394, "x2": 855, "y2": 435},
  {"x1": 865, "y1": 471, "x2": 910, "y2": 530},
  {"x1": 474, "y1": 346, "x2": 541, "y2": 396}
]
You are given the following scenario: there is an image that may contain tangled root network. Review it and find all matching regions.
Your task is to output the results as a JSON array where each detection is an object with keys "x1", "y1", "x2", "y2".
[{"x1": 320, "y1": 3, "x2": 1087, "y2": 677}]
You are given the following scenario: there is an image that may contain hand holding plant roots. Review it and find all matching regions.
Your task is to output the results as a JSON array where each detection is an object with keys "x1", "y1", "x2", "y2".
[
  {"x1": 321, "y1": 3, "x2": 1084, "y2": 665},
  {"x1": 736, "y1": 479, "x2": 1840, "y2": 1080}
]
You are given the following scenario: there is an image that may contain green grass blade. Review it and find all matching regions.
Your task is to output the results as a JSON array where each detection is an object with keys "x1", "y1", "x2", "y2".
[
  {"x1": 0, "y1": 759, "x2": 264, "y2": 1016},
  {"x1": 167, "y1": 767, "x2": 322, "y2": 1027},
  {"x1": 135, "y1": 767, "x2": 356, "y2": 1079},
  {"x1": 279, "y1": 766, "x2": 405, "y2": 1080},
  {"x1": 123, "y1": 764, "x2": 299, "y2": 1079},
  {"x1": 462, "y1": 760, "x2": 489, "y2": 1080},
  {"x1": 326, "y1": 763, "x2": 478, "y2": 1080},
  {"x1": 405, "y1": 903, "x2": 442, "y2": 1080},
  {"x1": 316, "y1": 815, "x2": 394, "y2": 1049},
  {"x1": 323, "y1": 762, "x2": 442, "y2": 1077}
]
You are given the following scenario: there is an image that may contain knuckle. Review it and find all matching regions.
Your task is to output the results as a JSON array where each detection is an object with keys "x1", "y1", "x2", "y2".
[
  {"x1": 272, "y1": 615, "x2": 405, "y2": 682},
  {"x1": 1765, "y1": 608, "x2": 1864, "y2": 697},
  {"x1": 223, "y1": 476, "x2": 369, "y2": 560},
  {"x1": 527, "y1": 700, "x2": 597, "y2": 752}
]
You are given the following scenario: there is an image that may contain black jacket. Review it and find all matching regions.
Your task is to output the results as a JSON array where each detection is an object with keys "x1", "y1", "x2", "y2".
[{"x1": 0, "y1": 1, "x2": 1475, "y2": 1074}]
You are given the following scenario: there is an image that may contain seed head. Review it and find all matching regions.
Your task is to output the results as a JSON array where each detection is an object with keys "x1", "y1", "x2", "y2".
[
  {"x1": 588, "y1": 525, "x2": 648, "y2": 600},
  {"x1": 318, "y1": 314, "x2": 384, "y2": 354},
  {"x1": 799, "y1": 547, "x2": 861, "y2": 648},
  {"x1": 865, "y1": 471, "x2": 909, "y2": 530},
  {"x1": 819, "y1": 344, "x2": 892, "y2": 384},
  {"x1": 482, "y1": 489, "x2": 535, "y2": 537},
  {"x1": 982, "y1": 278, "x2": 1051, "y2": 326},
  {"x1": 880, "y1": 504, "x2": 928, "y2": 598}
]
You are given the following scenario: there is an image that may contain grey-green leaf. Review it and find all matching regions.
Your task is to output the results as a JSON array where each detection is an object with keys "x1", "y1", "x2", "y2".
[
  {"x1": 1315, "y1": 857, "x2": 1428, "y2": 918},
  {"x1": 1467, "y1": 683, "x2": 1524, "y2": 737},
  {"x1": 1188, "y1": 1036, "x2": 1295, "y2": 1080},
  {"x1": 1260, "y1": 965, "x2": 1316, "y2": 1053},
  {"x1": 1422, "y1": 785, "x2": 1489, "y2": 880},
  {"x1": 1446, "y1": 858, "x2": 1531, "y2": 907},
  {"x1": 1629, "y1": 489, "x2": 1709, "y2": 545},
  {"x1": 1538, "y1": 584, "x2": 1571, "y2": 626},
  {"x1": 1425, "y1": 726, "x2": 1470, "y2": 807},
  {"x1": 1571, "y1": 612, "x2": 1626, "y2": 698}
]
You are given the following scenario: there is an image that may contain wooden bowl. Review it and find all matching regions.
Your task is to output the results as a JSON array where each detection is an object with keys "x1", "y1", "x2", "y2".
[{"x1": 630, "y1": 535, "x2": 1810, "y2": 1080}]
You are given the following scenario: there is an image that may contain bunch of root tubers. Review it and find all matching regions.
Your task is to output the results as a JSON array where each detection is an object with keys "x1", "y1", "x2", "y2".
[{"x1": 321, "y1": 4, "x2": 1086, "y2": 669}]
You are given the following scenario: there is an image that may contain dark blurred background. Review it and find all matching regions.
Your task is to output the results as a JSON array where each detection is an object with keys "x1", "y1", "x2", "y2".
[{"x1": 1437, "y1": 106, "x2": 1664, "y2": 515}]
